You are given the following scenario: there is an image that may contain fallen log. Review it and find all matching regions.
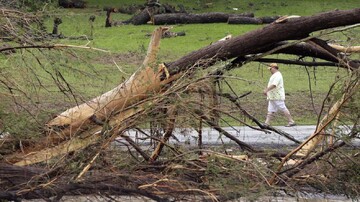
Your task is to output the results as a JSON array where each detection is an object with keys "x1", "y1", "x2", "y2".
[
  {"x1": 146, "y1": 30, "x2": 186, "y2": 38},
  {"x1": 227, "y1": 16, "x2": 263, "y2": 24},
  {"x1": 153, "y1": 12, "x2": 254, "y2": 25},
  {"x1": 122, "y1": 3, "x2": 187, "y2": 25},
  {"x1": 259, "y1": 16, "x2": 281, "y2": 24}
]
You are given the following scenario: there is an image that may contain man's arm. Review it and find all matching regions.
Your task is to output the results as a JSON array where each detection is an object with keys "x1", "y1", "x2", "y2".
[{"x1": 263, "y1": 84, "x2": 276, "y2": 95}]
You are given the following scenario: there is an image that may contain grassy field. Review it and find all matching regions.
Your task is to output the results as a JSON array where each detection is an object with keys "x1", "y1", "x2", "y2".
[{"x1": 0, "y1": 0, "x2": 359, "y2": 135}]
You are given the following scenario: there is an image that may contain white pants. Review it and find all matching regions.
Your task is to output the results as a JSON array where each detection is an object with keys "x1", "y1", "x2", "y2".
[{"x1": 268, "y1": 100, "x2": 288, "y2": 113}]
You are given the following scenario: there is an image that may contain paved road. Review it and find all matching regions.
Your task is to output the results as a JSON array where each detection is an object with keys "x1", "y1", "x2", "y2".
[{"x1": 117, "y1": 125, "x2": 359, "y2": 147}]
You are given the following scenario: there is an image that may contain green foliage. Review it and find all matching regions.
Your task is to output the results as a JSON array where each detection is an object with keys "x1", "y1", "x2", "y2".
[
  {"x1": 19, "y1": 0, "x2": 55, "y2": 11},
  {"x1": 0, "y1": 108, "x2": 44, "y2": 139}
]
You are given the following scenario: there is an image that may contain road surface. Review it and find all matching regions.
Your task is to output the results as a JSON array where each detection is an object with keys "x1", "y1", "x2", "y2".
[{"x1": 117, "y1": 125, "x2": 359, "y2": 148}]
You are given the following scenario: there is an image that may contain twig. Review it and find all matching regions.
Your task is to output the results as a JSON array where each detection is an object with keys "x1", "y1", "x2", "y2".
[
  {"x1": 0, "y1": 44, "x2": 110, "y2": 53},
  {"x1": 193, "y1": 109, "x2": 258, "y2": 152},
  {"x1": 121, "y1": 133, "x2": 151, "y2": 162},
  {"x1": 304, "y1": 66, "x2": 319, "y2": 115},
  {"x1": 150, "y1": 107, "x2": 177, "y2": 162},
  {"x1": 252, "y1": 58, "x2": 338, "y2": 67}
]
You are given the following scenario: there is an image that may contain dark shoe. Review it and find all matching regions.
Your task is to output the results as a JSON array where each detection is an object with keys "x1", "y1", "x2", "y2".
[{"x1": 285, "y1": 122, "x2": 296, "y2": 127}]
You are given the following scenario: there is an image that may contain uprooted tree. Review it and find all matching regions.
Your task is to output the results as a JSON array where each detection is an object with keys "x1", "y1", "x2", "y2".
[{"x1": 0, "y1": 7, "x2": 359, "y2": 201}]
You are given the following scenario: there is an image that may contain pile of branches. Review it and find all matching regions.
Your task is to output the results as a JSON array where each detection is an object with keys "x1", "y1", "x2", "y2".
[
  {"x1": 0, "y1": 0, "x2": 53, "y2": 11},
  {"x1": 0, "y1": 8, "x2": 47, "y2": 45},
  {"x1": 0, "y1": 149, "x2": 279, "y2": 201},
  {"x1": 1, "y1": 123, "x2": 359, "y2": 201}
]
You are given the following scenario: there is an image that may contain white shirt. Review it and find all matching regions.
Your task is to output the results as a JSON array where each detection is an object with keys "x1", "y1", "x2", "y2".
[{"x1": 267, "y1": 71, "x2": 285, "y2": 100}]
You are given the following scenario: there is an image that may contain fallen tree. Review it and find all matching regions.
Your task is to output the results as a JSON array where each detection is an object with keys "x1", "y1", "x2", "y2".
[
  {"x1": 3, "y1": 7, "x2": 359, "y2": 165},
  {"x1": 165, "y1": 9, "x2": 360, "y2": 75},
  {"x1": 152, "y1": 12, "x2": 254, "y2": 25}
]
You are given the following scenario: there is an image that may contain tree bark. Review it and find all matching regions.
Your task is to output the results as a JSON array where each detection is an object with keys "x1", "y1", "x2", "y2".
[
  {"x1": 130, "y1": 7, "x2": 155, "y2": 25},
  {"x1": 105, "y1": 8, "x2": 116, "y2": 27},
  {"x1": 227, "y1": 16, "x2": 262, "y2": 24},
  {"x1": 153, "y1": 12, "x2": 254, "y2": 25},
  {"x1": 258, "y1": 16, "x2": 280, "y2": 24}
]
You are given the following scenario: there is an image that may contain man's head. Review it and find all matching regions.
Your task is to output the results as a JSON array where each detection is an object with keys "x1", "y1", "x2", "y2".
[{"x1": 268, "y1": 63, "x2": 279, "y2": 74}]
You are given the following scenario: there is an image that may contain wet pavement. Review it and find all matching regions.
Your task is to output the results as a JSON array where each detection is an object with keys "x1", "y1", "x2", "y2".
[{"x1": 117, "y1": 125, "x2": 359, "y2": 147}]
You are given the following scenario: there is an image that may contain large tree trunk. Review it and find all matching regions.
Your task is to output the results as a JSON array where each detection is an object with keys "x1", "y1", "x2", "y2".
[
  {"x1": 166, "y1": 8, "x2": 360, "y2": 76},
  {"x1": 4, "y1": 8, "x2": 360, "y2": 165},
  {"x1": 153, "y1": 12, "x2": 254, "y2": 25}
]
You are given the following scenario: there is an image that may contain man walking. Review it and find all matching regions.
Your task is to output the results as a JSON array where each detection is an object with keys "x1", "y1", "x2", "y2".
[{"x1": 263, "y1": 63, "x2": 296, "y2": 127}]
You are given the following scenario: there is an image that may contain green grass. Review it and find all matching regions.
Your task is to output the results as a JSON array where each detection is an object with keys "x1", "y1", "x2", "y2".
[
  {"x1": 45, "y1": 0, "x2": 359, "y2": 57},
  {"x1": 47, "y1": 0, "x2": 359, "y2": 54},
  {"x1": 0, "y1": 0, "x2": 359, "y2": 134}
]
